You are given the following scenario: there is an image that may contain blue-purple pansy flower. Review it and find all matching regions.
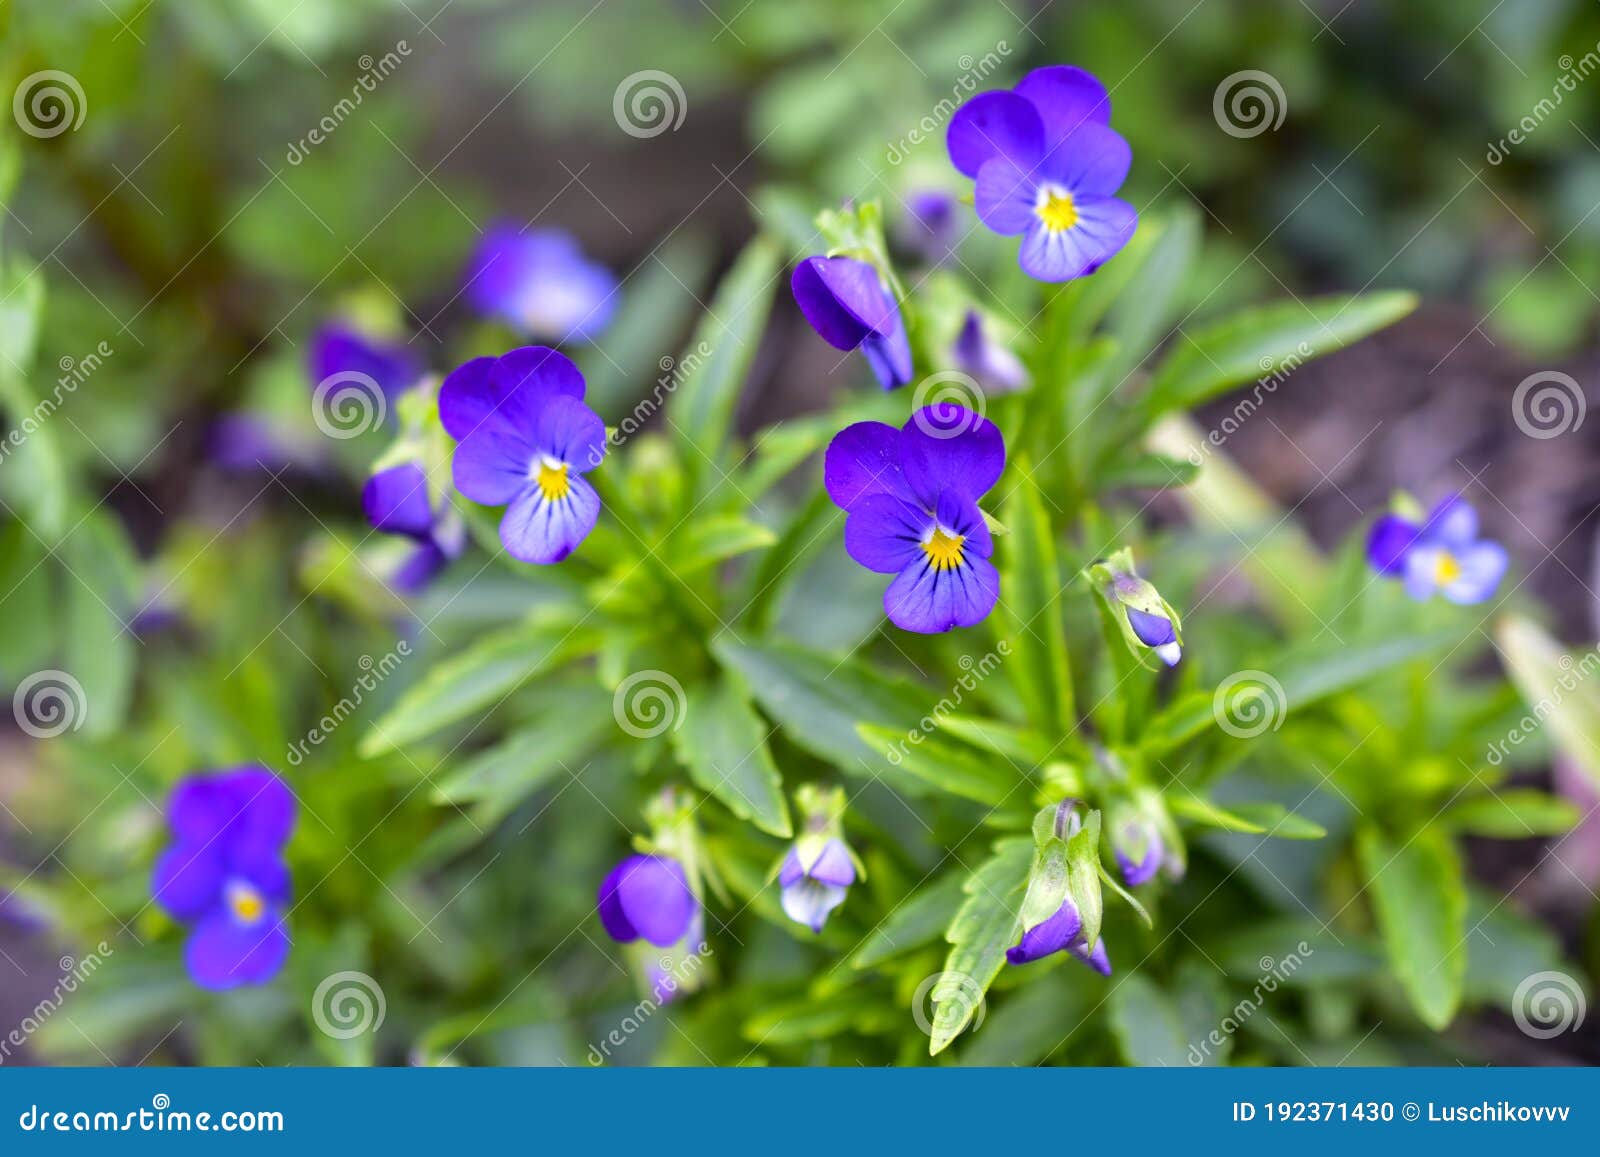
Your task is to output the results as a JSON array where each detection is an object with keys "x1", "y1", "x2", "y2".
[
  {"x1": 464, "y1": 225, "x2": 618, "y2": 345},
  {"x1": 779, "y1": 837, "x2": 856, "y2": 933},
  {"x1": 150, "y1": 766, "x2": 294, "y2": 990},
  {"x1": 309, "y1": 322, "x2": 422, "y2": 406},
  {"x1": 947, "y1": 65, "x2": 1136, "y2": 282},
  {"x1": 1005, "y1": 894, "x2": 1111, "y2": 974},
  {"x1": 441, "y1": 346, "x2": 606, "y2": 565},
  {"x1": 791, "y1": 256, "x2": 914, "y2": 390},
  {"x1": 826, "y1": 405, "x2": 1004, "y2": 633},
  {"x1": 953, "y1": 310, "x2": 1029, "y2": 394},
  {"x1": 362, "y1": 463, "x2": 467, "y2": 594},
  {"x1": 1367, "y1": 494, "x2": 1508, "y2": 605}
]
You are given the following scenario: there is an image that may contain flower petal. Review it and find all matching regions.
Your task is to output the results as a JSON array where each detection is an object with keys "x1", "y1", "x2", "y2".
[
  {"x1": 825, "y1": 421, "x2": 913, "y2": 510},
  {"x1": 533, "y1": 395, "x2": 608, "y2": 472},
  {"x1": 185, "y1": 912, "x2": 290, "y2": 990},
  {"x1": 935, "y1": 490, "x2": 993, "y2": 559},
  {"x1": 309, "y1": 325, "x2": 419, "y2": 402},
  {"x1": 1038, "y1": 122, "x2": 1132, "y2": 197},
  {"x1": 437, "y1": 356, "x2": 498, "y2": 441},
  {"x1": 499, "y1": 474, "x2": 600, "y2": 564},
  {"x1": 1013, "y1": 65, "x2": 1111, "y2": 148},
  {"x1": 169, "y1": 766, "x2": 294, "y2": 849},
  {"x1": 777, "y1": 848, "x2": 806, "y2": 888},
  {"x1": 1125, "y1": 606, "x2": 1177, "y2": 647},
  {"x1": 598, "y1": 854, "x2": 698, "y2": 949},
  {"x1": 1442, "y1": 541, "x2": 1508, "y2": 605},
  {"x1": 1017, "y1": 196, "x2": 1138, "y2": 281},
  {"x1": 1006, "y1": 900, "x2": 1081, "y2": 965},
  {"x1": 844, "y1": 493, "x2": 932, "y2": 574},
  {"x1": 781, "y1": 879, "x2": 848, "y2": 933},
  {"x1": 806, "y1": 838, "x2": 857, "y2": 887},
  {"x1": 973, "y1": 155, "x2": 1039, "y2": 236},
  {"x1": 946, "y1": 90, "x2": 1046, "y2": 178},
  {"x1": 453, "y1": 423, "x2": 538, "y2": 506},
  {"x1": 860, "y1": 317, "x2": 914, "y2": 391},
  {"x1": 1068, "y1": 936, "x2": 1112, "y2": 975},
  {"x1": 900, "y1": 408, "x2": 1005, "y2": 506},
  {"x1": 362, "y1": 463, "x2": 435, "y2": 540},
  {"x1": 1366, "y1": 514, "x2": 1420, "y2": 576},
  {"x1": 151, "y1": 842, "x2": 225, "y2": 922},
  {"x1": 884, "y1": 551, "x2": 1000, "y2": 633},
  {"x1": 486, "y1": 345, "x2": 588, "y2": 432},
  {"x1": 792, "y1": 257, "x2": 900, "y2": 349},
  {"x1": 465, "y1": 227, "x2": 617, "y2": 343},
  {"x1": 1424, "y1": 494, "x2": 1478, "y2": 549}
]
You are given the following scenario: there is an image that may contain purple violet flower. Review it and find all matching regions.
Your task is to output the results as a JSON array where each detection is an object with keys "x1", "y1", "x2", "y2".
[
  {"x1": 947, "y1": 65, "x2": 1136, "y2": 282},
  {"x1": 791, "y1": 256, "x2": 913, "y2": 390},
  {"x1": 463, "y1": 225, "x2": 618, "y2": 345},
  {"x1": 150, "y1": 766, "x2": 295, "y2": 990},
  {"x1": 953, "y1": 310, "x2": 1029, "y2": 394},
  {"x1": 1366, "y1": 494, "x2": 1507, "y2": 604},
  {"x1": 779, "y1": 837, "x2": 856, "y2": 933},
  {"x1": 597, "y1": 853, "x2": 699, "y2": 949},
  {"x1": 309, "y1": 323, "x2": 422, "y2": 406},
  {"x1": 442, "y1": 346, "x2": 607, "y2": 565},
  {"x1": 897, "y1": 189, "x2": 961, "y2": 264},
  {"x1": 362, "y1": 463, "x2": 466, "y2": 594},
  {"x1": 1005, "y1": 894, "x2": 1111, "y2": 974},
  {"x1": 826, "y1": 405, "x2": 1004, "y2": 633},
  {"x1": 1113, "y1": 814, "x2": 1165, "y2": 887}
]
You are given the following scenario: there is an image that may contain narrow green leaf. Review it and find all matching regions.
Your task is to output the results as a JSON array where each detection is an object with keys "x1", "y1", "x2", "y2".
[
  {"x1": 1144, "y1": 291, "x2": 1419, "y2": 414},
  {"x1": 857, "y1": 724, "x2": 1024, "y2": 806},
  {"x1": 1441, "y1": 790, "x2": 1580, "y2": 838},
  {"x1": 664, "y1": 515, "x2": 776, "y2": 575},
  {"x1": 929, "y1": 837, "x2": 1032, "y2": 1055},
  {"x1": 0, "y1": 256, "x2": 67, "y2": 535},
  {"x1": 997, "y1": 457, "x2": 1073, "y2": 735},
  {"x1": 849, "y1": 871, "x2": 968, "y2": 969},
  {"x1": 1356, "y1": 824, "x2": 1467, "y2": 1029},
  {"x1": 932, "y1": 714, "x2": 1052, "y2": 765},
  {"x1": 1495, "y1": 614, "x2": 1600, "y2": 788},
  {"x1": 1169, "y1": 795, "x2": 1326, "y2": 839},
  {"x1": 361, "y1": 613, "x2": 592, "y2": 755},
  {"x1": 61, "y1": 512, "x2": 138, "y2": 738},
  {"x1": 672, "y1": 678, "x2": 791, "y2": 837},
  {"x1": 1089, "y1": 206, "x2": 1200, "y2": 395},
  {"x1": 672, "y1": 235, "x2": 781, "y2": 477}
]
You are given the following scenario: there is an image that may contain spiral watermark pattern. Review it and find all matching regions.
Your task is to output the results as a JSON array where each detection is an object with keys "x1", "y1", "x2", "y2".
[
  {"x1": 613, "y1": 70, "x2": 687, "y2": 139},
  {"x1": 613, "y1": 670, "x2": 687, "y2": 738},
  {"x1": 911, "y1": 970, "x2": 987, "y2": 1037},
  {"x1": 1213, "y1": 70, "x2": 1287, "y2": 139},
  {"x1": 1511, "y1": 370, "x2": 1585, "y2": 440},
  {"x1": 13, "y1": 70, "x2": 87, "y2": 139},
  {"x1": 910, "y1": 370, "x2": 986, "y2": 439},
  {"x1": 1511, "y1": 970, "x2": 1586, "y2": 1039},
  {"x1": 12, "y1": 670, "x2": 88, "y2": 739},
  {"x1": 1212, "y1": 669, "x2": 1287, "y2": 738},
  {"x1": 311, "y1": 971, "x2": 387, "y2": 1039},
  {"x1": 311, "y1": 370, "x2": 386, "y2": 439}
]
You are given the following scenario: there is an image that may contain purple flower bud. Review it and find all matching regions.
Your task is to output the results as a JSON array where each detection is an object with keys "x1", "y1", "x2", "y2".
[
  {"x1": 1125, "y1": 606, "x2": 1180, "y2": 667},
  {"x1": 778, "y1": 837, "x2": 856, "y2": 933},
  {"x1": 596, "y1": 854, "x2": 698, "y2": 949},
  {"x1": 952, "y1": 311, "x2": 1029, "y2": 394},
  {"x1": 1113, "y1": 815, "x2": 1164, "y2": 887},
  {"x1": 791, "y1": 256, "x2": 913, "y2": 390},
  {"x1": 1006, "y1": 896, "x2": 1112, "y2": 975},
  {"x1": 362, "y1": 463, "x2": 466, "y2": 594}
]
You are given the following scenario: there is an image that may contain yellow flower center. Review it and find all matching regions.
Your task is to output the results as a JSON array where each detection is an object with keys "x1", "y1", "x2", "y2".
[
  {"x1": 226, "y1": 880, "x2": 266, "y2": 926},
  {"x1": 534, "y1": 458, "x2": 571, "y2": 502},
  {"x1": 921, "y1": 527, "x2": 966, "y2": 572},
  {"x1": 1035, "y1": 186, "x2": 1079, "y2": 233},
  {"x1": 1434, "y1": 551, "x2": 1462, "y2": 586}
]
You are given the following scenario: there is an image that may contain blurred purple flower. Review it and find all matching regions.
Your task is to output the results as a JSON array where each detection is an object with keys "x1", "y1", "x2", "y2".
[
  {"x1": 952, "y1": 311, "x2": 1029, "y2": 394},
  {"x1": 778, "y1": 837, "x2": 856, "y2": 932},
  {"x1": 463, "y1": 225, "x2": 618, "y2": 344},
  {"x1": 897, "y1": 189, "x2": 961, "y2": 264},
  {"x1": 362, "y1": 463, "x2": 466, "y2": 594},
  {"x1": 308, "y1": 323, "x2": 422, "y2": 405},
  {"x1": 1367, "y1": 495, "x2": 1507, "y2": 604},
  {"x1": 150, "y1": 765, "x2": 294, "y2": 990},
  {"x1": 598, "y1": 853, "x2": 699, "y2": 949}
]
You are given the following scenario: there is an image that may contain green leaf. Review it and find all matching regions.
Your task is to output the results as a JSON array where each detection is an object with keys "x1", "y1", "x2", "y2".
[
  {"x1": 0, "y1": 256, "x2": 67, "y2": 536},
  {"x1": 672, "y1": 677, "x2": 791, "y2": 837},
  {"x1": 1143, "y1": 291, "x2": 1419, "y2": 414},
  {"x1": 1096, "y1": 860, "x2": 1154, "y2": 928},
  {"x1": 929, "y1": 714, "x2": 1052, "y2": 764},
  {"x1": 849, "y1": 871, "x2": 968, "y2": 969},
  {"x1": 996, "y1": 457, "x2": 1073, "y2": 735},
  {"x1": 1106, "y1": 973, "x2": 1192, "y2": 1066},
  {"x1": 1144, "y1": 630, "x2": 1456, "y2": 752},
  {"x1": 671, "y1": 235, "x2": 781, "y2": 480},
  {"x1": 712, "y1": 639, "x2": 927, "y2": 782},
  {"x1": 1441, "y1": 790, "x2": 1579, "y2": 838},
  {"x1": 1089, "y1": 206, "x2": 1201, "y2": 395},
  {"x1": 1169, "y1": 796, "x2": 1326, "y2": 840},
  {"x1": 1095, "y1": 451, "x2": 1199, "y2": 491},
  {"x1": 857, "y1": 724, "x2": 1024, "y2": 806},
  {"x1": 361, "y1": 612, "x2": 593, "y2": 755},
  {"x1": 1495, "y1": 614, "x2": 1600, "y2": 788},
  {"x1": 1356, "y1": 824, "x2": 1467, "y2": 1029},
  {"x1": 929, "y1": 837, "x2": 1031, "y2": 1055},
  {"x1": 664, "y1": 515, "x2": 777, "y2": 575},
  {"x1": 61, "y1": 512, "x2": 138, "y2": 737},
  {"x1": 1065, "y1": 810, "x2": 1103, "y2": 949}
]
